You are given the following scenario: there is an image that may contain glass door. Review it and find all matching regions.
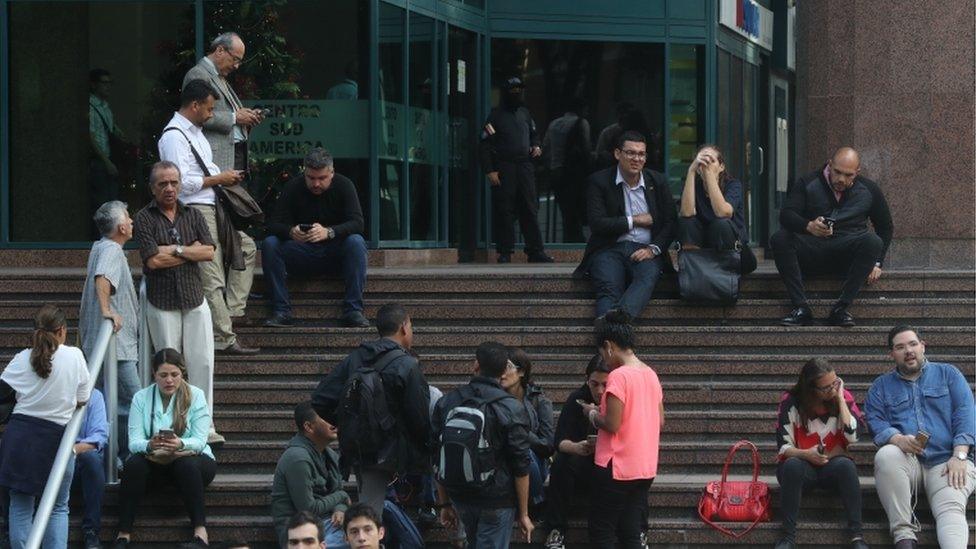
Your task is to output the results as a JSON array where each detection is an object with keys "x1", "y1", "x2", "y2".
[{"x1": 447, "y1": 25, "x2": 480, "y2": 260}]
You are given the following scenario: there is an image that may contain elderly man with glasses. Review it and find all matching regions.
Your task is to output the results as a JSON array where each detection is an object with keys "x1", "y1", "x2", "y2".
[{"x1": 573, "y1": 130, "x2": 676, "y2": 321}]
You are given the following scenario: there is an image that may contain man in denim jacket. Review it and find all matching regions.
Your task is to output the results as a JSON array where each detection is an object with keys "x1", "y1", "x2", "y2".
[{"x1": 865, "y1": 326, "x2": 975, "y2": 549}]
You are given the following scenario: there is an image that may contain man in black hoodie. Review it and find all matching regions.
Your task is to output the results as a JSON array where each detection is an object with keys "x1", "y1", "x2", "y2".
[
  {"x1": 433, "y1": 341, "x2": 533, "y2": 548},
  {"x1": 770, "y1": 147, "x2": 893, "y2": 327},
  {"x1": 310, "y1": 303, "x2": 431, "y2": 514}
]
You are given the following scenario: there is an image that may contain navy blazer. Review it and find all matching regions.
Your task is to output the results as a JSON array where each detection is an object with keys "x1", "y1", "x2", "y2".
[{"x1": 574, "y1": 167, "x2": 677, "y2": 277}]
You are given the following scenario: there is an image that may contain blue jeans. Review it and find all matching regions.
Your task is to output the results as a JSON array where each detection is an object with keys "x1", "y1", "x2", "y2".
[
  {"x1": 323, "y1": 521, "x2": 349, "y2": 549},
  {"x1": 71, "y1": 449, "x2": 105, "y2": 535},
  {"x1": 262, "y1": 234, "x2": 368, "y2": 316},
  {"x1": 453, "y1": 502, "x2": 515, "y2": 549},
  {"x1": 98, "y1": 359, "x2": 140, "y2": 461},
  {"x1": 8, "y1": 455, "x2": 74, "y2": 549},
  {"x1": 589, "y1": 241, "x2": 664, "y2": 317},
  {"x1": 528, "y1": 453, "x2": 549, "y2": 505}
]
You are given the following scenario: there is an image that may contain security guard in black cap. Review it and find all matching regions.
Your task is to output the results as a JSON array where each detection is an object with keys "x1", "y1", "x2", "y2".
[{"x1": 479, "y1": 77, "x2": 554, "y2": 263}]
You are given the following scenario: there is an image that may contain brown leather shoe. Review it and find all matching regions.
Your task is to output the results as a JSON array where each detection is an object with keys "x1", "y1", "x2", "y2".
[{"x1": 216, "y1": 341, "x2": 259, "y2": 355}]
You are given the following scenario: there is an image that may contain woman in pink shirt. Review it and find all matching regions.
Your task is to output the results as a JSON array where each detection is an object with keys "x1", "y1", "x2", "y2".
[{"x1": 580, "y1": 310, "x2": 664, "y2": 548}]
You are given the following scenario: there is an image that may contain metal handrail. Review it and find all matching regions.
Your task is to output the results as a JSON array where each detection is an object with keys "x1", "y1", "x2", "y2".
[{"x1": 25, "y1": 318, "x2": 117, "y2": 549}]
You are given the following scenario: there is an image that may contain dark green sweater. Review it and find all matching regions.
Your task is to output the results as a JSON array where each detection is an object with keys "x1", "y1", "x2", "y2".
[{"x1": 271, "y1": 434, "x2": 349, "y2": 543}]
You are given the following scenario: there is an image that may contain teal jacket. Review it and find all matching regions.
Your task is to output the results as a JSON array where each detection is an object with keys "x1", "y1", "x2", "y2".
[{"x1": 271, "y1": 434, "x2": 349, "y2": 541}]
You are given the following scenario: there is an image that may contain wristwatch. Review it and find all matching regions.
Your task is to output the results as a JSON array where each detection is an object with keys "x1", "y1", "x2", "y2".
[
  {"x1": 326, "y1": 227, "x2": 336, "y2": 239},
  {"x1": 956, "y1": 451, "x2": 969, "y2": 461},
  {"x1": 174, "y1": 245, "x2": 184, "y2": 257}
]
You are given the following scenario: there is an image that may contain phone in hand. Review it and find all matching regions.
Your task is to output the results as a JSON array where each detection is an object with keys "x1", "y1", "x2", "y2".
[
  {"x1": 158, "y1": 429, "x2": 176, "y2": 440},
  {"x1": 817, "y1": 440, "x2": 825, "y2": 455},
  {"x1": 298, "y1": 224, "x2": 313, "y2": 232},
  {"x1": 586, "y1": 434, "x2": 598, "y2": 446},
  {"x1": 822, "y1": 216, "x2": 837, "y2": 228},
  {"x1": 915, "y1": 430, "x2": 930, "y2": 449},
  {"x1": 575, "y1": 399, "x2": 588, "y2": 407}
]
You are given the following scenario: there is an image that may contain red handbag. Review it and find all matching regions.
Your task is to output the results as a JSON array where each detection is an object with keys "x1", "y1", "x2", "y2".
[{"x1": 697, "y1": 439, "x2": 771, "y2": 538}]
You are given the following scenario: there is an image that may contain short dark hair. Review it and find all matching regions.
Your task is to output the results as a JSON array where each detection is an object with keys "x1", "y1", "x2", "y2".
[
  {"x1": 376, "y1": 303, "x2": 409, "y2": 337},
  {"x1": 887, "y1": 325, "x2": 921, "y2": 349},
  {"x1": 595, "y1": 309, "x2": 636, "y2": 350},
  {"x1": 616, "y1": 130, "x2": 646, "y2": 150},
  {"x1": 89, "y1": 68, "x2": 110, "y2": 85},
  {"x1": 475, "y1": 341, "x2": 510, "y2": 379},
  {"x1": 509, "y1": 348, "x2": 533, "y2": 388},
  {"x1": 585, "y1": 353, "x2": 610, "y2": 377},
  {"x1": 344, "y1": 503, "x2": 383, "y2": 532},
  {"x1": 293, "y1": 401, "x2": 319, "y2": 432},
  {"x1": 304, "y1": 147, "x2": 334, "y2": 170},
  {"x1": 181, "y1": 79, "x2": 220, "y2": 107},
  {"x1": 287, "y1": 510, "x2": 323, "y2": 541}
]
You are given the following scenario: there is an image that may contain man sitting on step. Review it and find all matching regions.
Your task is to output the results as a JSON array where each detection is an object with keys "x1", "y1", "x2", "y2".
[
  {"x1": 262, "y1": 147, "x2": 369, "y2": 328},
  {"x1": 770, "y1": 147, "x2": 893, "y2": 327},
  {"x1": 271, "y1": 402, "x2": 350, "y2": 548},
  {"x1": 865, "y1": 326, "x2": 975, "y2": 549}
]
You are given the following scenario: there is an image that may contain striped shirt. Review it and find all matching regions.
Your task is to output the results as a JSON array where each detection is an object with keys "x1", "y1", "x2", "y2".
[{"x1": 134, "y1": 200, "x2": 214, "y2": 311}]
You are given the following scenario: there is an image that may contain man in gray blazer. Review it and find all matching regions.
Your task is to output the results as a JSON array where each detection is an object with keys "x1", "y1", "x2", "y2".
[{"x1": 179, "y1": 32, "x2": 263, "y2": 357}]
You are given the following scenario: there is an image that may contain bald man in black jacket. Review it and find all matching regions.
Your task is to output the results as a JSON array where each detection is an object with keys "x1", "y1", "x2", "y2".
[{"x1": 770, "y1": 147, "x2": 893, "y2": 327}]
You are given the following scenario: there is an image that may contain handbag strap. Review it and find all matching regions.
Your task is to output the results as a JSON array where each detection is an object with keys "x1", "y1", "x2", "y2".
[
  {"x1": 162, "y1": 126, "x2": 214, "y2": 178},
  {"x1": 720, "y1": 439, "x2": 761, "y2": 485},
  {"x1": 697, "y1": 498, "x2": 767, "y2": 539}
]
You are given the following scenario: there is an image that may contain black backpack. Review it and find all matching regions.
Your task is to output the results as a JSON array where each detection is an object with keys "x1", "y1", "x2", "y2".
[
  {"x1": 436, "y1": 387, "x2": 507, "y2": 489},
  {"x1": 337, "y1": 349, "x2": 405, "y2": 463}
]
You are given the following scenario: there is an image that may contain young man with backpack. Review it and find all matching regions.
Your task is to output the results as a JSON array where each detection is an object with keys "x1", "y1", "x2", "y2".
[
  {"x1": 432, "y1": 341, "x2": 534, "y2": 548},
  {"x1": 310, "y1": 303, "x2": 431, "y2": 515}
]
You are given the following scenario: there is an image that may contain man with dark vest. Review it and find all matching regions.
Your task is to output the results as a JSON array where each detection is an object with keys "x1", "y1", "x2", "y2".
[
  {"x1": 573, "y1": 130, "x2": 676, "y2": 320},
  {"x1": 479, "y1": 76, "x2": 553, "y2": 264},
  {"x1": 770, "y1": 147, "x2": 893, "y2": 327}
]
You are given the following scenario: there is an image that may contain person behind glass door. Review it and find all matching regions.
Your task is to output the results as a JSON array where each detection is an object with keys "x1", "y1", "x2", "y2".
[
  {"x1": 500, "y1": 348, "x2": 554, "y2": 509},
  {"x1": 112, "y1": 348, "x2": 217, "y2": 548},
  {"x1": 0, "y1": 305, "x2": 91, "y2": 549},
  {"x1": 672, "y1": 144, "x2": 757, "y2": 275},
  {"x1": 579, "y1": 310, "x2": 664, "y2": 548},
  {"x1": 542, "y1": 96, "x2": 593, "y2": 242},
  {"x1": 774, "y1": 358, "x2": 867, "y2": 549},
  {"x1": 89, "y1": 68, "x2": 123, "y2": 237}
]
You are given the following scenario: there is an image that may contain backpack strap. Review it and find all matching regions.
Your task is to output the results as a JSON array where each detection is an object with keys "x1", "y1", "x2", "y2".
[{"x1": 364, "y1": 348, "x2": 407, "y2": 374}]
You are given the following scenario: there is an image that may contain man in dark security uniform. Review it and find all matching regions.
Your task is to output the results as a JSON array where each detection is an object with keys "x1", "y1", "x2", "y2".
[{"x1": 479, "y1": 77, "x2": 554, "y2": 264}]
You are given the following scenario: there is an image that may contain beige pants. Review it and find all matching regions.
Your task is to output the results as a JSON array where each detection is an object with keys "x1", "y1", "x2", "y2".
[
  {"x1": 145, "y1": 300, "x2": 215, "y2": 418},
  {"x1": 874, "y1": 444, "x2": 976, "y2": 548},
  {"x1": 190, "y1": 204, "x2": 256, "y2": 349}
]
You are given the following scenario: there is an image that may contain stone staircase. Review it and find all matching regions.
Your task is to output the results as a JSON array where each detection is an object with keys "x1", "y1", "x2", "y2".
[{"x1": 0, "y1": 264, "x2": 973, "y2": 547}]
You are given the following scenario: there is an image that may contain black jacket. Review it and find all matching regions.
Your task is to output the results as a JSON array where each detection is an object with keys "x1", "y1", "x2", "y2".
[
  {"x1": 553, "y1": 384, "x2": 596, "y2": 448},
  {"x1": 574, "y1": 167, "x2": 677, "y2": 277},
  {"x1": 478, "y1": 105, "x2": 540, "y2": 172},
  {"x1": 521, "y1": 384, "x2": 555, "y2": 459},
  {"x1": 266, "y1": 174, "x2": 364, "y2": 240},
  {"x1": 780, "y1": 167, "x2": 894, "y2": 265},
  {"x1": 310, "y1": 338, "x2": 431, "y2": 474},
  {"x1": 432, "y1": 376, "x2": 532, "y2": 508}
]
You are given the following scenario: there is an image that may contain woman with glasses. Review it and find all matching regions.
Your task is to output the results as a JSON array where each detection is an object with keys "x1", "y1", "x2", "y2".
[
  {"x1": 671, "y1": 144, "x2": 757, "y2": 275},
  {"x1": 500, "y1": 348, "x2": 554, "y2": 508},
  {"x1": 774, "y1": 357, "x2": 868, "y2": 549}
]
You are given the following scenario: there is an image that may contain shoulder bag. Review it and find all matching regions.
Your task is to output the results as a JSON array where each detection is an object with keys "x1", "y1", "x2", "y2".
[{"x1": 677, "y1": 246, "x2": 741, "y2": 304}]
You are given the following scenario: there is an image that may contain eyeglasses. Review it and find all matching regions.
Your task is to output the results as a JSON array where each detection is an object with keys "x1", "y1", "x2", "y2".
[
  {"x1": 814, "y1": 379, "x2": 841, "y2": 394},
  {"x1": 619, "y1": 149, "x2": 647, "y2": 160},
  {"x1": 223, "y1": 46, "x2": 244, "y2": 65},
  {"x1": 504, "y1": 360, "x2": 520, "y2": 372},
  {"x1": 167, "y1": 227, "x2": 183, "y2": 246}
]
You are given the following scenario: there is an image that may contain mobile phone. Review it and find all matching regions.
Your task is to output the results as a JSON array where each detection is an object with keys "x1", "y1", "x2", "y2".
[
  {"x1": 575, "y1": 399, "x2": 588, "y2": 407},
  {"x1": 822, "y1": 216, "x2": 836, "y2": 228},
  {"x1": 259, "y1": 108, "x2": 273, "y2": 117},
  {"x1": 916, "y1": 430, "x2": 930, "y2": 449},
  {"x1": 158, "y1": 429, "x2": 175, "y2": 439},
  {"x1": 587, "y1": 434, "x2": 598, "y2": 445},
  {"x1": 817, "y1": 440, "x2": 825, "y2": 455},
  {"x1": 298, "y1": 224, "x2": 313, "y2": 232}
]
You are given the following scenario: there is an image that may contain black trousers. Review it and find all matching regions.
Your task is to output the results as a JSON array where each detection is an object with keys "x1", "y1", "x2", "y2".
[
  {"x1": 117, "y1": 454, "x2": 217, "y2": 531},
  {"x1": 677, "y1": 217, "x2": 757, "y2": 275},
  {"x1": 550, "y1": 167, "x2": 586, "y2": 242},
  {"x1": 543, "y1": 452, "x2": 594, "y2": 532},
  {"x1": 769, "y1": 229, "x2": 883, "y2": 308},
  {"x1": 491, "y1": 160, "x2": 545, "y2": 255},
  {"x1": 776, "y1": 456, "x2": 863, "y2": 541},
  {"x1": 588, "y1": 462, "x2": 653, "y2": 548}
]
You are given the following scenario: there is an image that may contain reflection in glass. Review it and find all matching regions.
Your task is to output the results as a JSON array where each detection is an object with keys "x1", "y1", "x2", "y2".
[
  {"x1": 408, "y1": 14, "x2": 437, "y2": 242},
  {"x1": 448, "y1": 26, "x2": 480, "y2": 259},
  {"x1": 668, "y1": 44, "x2": 704, "y2": 192},
  {"x1": 492, "y1": 39, "x2": 665, "y2": 243},
  {"x1": 378, "y1": 3, "x2": 405, "y2": 240}
]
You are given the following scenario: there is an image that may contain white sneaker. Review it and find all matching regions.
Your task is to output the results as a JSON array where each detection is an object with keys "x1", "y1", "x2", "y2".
[
  {"x1": 545, "y1": 529, "x2": 566, "y2": 549},
  {"x1": 640, "y1": 530, "x2": 650, "y2": 549}
]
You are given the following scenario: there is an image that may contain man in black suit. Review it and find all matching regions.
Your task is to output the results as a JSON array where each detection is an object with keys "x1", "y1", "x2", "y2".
[{"x1": 574, "y1": 131, "x2": 676, "y2": 319}]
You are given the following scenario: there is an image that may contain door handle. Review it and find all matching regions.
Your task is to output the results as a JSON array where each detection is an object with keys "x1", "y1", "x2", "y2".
[{"x1": 757, "y1": 145, "x2": 765, "y2": 176}]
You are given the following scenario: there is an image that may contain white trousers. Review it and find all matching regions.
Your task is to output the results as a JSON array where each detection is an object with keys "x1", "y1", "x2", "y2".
[{"x1": 145, "y1": 300, "x2": 215, "y2": 419}]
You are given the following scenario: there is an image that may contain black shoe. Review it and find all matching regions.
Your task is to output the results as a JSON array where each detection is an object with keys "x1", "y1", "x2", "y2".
[
  {"x1": 339, "y1": 311, "x2": 370, "y2": 328},
  {"x1": 527, "y1": 252, "x2": 555, "y2": 263},
  {"x1": 780, "y1": 306, "x2": 813, "y2": 326},
  {"x1": 893, "y1": 539, "x2": 918, "y2": 549},
  {"x1": 263, "y1": 312, "x2": 296, "y2": 328},
  {"x1": 179, "y1": 536, "x2": 209, "y2": 548},
  {"x1": 828, "y1": 306, "x2": 856, "y2": 327},
  {"x1": 497, "y1": 253, "x2": 512, "y2": 264},
  {"x1": 774, "y1": 538, "x2": 796, "y2": 549},
  {"x1": 216, "y1": 341, "x2": 260, "y2": 355},
  {"x1": 84, "y1": 530, "x2": 102, "y2": 549},
  {"x1": 111, "y1": 538, "x2": 129, "y2": 549}
]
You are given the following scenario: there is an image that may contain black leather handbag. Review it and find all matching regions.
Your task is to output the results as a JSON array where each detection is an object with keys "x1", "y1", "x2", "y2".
[{"x1": 677, "y1": 248, "x2": 741, "y2": 304}]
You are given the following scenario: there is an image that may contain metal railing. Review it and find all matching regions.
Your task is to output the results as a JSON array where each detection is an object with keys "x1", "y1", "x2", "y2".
[{"x1": 25, "y1": 318, "x2": 118, "y2": 549}]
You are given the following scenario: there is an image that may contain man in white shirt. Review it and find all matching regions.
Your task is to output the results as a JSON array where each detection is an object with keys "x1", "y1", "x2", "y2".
[{"x1": 158, "y1": 79, "x2": 259, "y2": 356}]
